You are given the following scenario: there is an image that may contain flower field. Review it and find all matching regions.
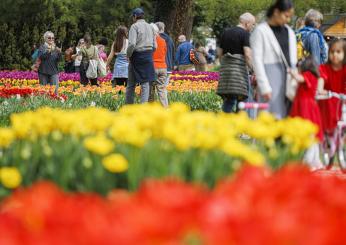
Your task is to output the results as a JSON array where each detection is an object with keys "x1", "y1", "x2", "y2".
[
  {"x1": 1, "y1": 70, "x2": 345, "y2": 244},
  {"x1": 0, "y1": 103, "x2": 317, "y2": 195},
  {"x1": 0, "y1": 71, "x2": 221, "y2": 126}
]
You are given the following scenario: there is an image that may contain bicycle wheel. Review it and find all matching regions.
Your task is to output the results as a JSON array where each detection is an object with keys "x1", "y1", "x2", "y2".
[
  {"x1": 320, "y1": 137, "x2": 334, "y2": 169},
  {"x1": 338, "y1": 129, "x2": 346, "y2": 172}
]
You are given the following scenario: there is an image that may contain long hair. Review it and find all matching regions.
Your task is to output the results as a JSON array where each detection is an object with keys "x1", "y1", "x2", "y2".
[
  {"x1": 83, "y1": 33, "x2": 92, "y2": 45},
  {"x1": 114, "y1": 26, "x2": 128, "y2": 53},
  {"x1": 266, "y1": 0, "x2": 294, "y2": 18},
  {"x1": 328, "y1": 39, "x2": 346, "y2": 65},
  {"x1": 299, "y1": 55, "x2": 320, "y2": 77}
]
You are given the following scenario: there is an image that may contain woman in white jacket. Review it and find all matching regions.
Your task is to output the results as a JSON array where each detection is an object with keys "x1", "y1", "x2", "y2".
[{"x1": 251, "y1": 0, "x2": 297, "y2": 119}]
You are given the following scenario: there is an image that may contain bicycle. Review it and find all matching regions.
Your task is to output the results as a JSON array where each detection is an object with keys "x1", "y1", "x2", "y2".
[
  {"x1": 316, "y1": 91, "x2": 346, "y2": 171},
  {"x1": 238, "y1": 102, "x2": 269, "y2": 119}
]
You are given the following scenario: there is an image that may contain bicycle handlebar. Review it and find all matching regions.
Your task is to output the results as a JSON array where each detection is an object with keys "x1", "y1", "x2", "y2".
[
  {"x1": 238, "y1": 102, "x2": 269, "y2": 110},
  {"x1": 316, "y1": 91, "x2": 346, "y2": 101}
]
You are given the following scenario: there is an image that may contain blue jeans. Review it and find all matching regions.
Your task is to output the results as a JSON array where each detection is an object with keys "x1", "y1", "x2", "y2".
[{"x1": 38, "y1": 73, "x2": 59, "y2": 94}]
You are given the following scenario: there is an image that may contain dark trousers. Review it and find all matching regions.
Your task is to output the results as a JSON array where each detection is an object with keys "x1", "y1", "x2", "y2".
[
  {"x1": 80, "y1": 62, "x2": 98, "y2": 86},
  {"x1": 112, "y1": 78, "x2": 128, "y2": 87},
  {"x1": 222, "y1": 96, "x2": 239, "y2": 113}
]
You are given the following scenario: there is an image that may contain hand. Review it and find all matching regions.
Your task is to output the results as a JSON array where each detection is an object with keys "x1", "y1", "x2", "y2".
[
  {"x1": 317, "y1": 89, "x2": 328, "y2": 95},
  {"x1": 262, "y1": 93, "x2": 272, "y2": 102}
]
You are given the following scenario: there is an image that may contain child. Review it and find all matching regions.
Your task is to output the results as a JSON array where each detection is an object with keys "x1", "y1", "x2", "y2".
[
  {"x1": 290, "y1": 56, "x2": 324, "y2": 169},
  {"x1": 318, "y1": 39, "x2": 346, "y2": 134}
]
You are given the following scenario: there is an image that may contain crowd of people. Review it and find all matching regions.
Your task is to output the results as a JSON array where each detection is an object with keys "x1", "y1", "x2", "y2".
[
  {"x1": 31, "y1": 0, "x2": 345, "y2": 168},
  {"x1": 217, "y1": 0, "x2": 345, "y2": 169}
]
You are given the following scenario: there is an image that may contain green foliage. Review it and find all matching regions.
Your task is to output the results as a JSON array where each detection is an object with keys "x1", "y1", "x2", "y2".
[
  {"x1": 0, "y1": 91, "x2": 222, "y2": 127},
  {"x1": 196, "y1": 0, "x2": 346, "y2": 39},
  {"x1": 0, "y1": 0, "x2": 153, "y2": 70},
  {"x1": 1, "y1": 0, "x2": 345, "y2": 69}
]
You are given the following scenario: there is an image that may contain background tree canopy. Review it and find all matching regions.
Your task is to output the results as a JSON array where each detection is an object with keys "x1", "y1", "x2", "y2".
[{"x1": 0, "y1": 0, "x2": 345, "y2": 69}]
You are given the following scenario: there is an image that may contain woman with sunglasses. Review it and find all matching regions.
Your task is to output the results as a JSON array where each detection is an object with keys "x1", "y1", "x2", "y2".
[{"x1": 37, "y1": 31, "x2": 62, "y2": 94}]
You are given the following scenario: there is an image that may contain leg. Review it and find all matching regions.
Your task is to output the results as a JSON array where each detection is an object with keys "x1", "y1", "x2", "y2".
[
  {"x1": 148, "y1": 81, "x2": 156, "y2": 103},
  {"x1": 140, "y1": 82, "x2": 150, "y2": 103},
  {"x1": 125, "y1": 64, "x2": 136, "y2": 104},
  {"x1": 111, "y1": 78, "x2": 116, "y2": 88},
  {"x1": 80, "y1": 63, "x2": 89, "y2": 86},
  {"x1": 222, "y1": 96, "x2": 237, "y2": 113},
  {"x1": 49, "y1": 74, "x2": 59, "y2": 95},
  {"x1": 155, "y1": 69, "x2": 168, "y2": 107},
  {"x1": 38, "y1": 73, "x2": 49, "y2": 86},
  {"x1": 165, "y1": 72, "x2": 171, "y2": 86},
  {"x1": 90, "y1": 78, "x2": 98, "y2": 86}
]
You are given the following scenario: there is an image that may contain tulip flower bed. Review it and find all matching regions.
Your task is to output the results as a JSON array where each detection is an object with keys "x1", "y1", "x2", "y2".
[
  {"x1": 0, "y1": 103, "x2": 317, "y2": 195},
  {"x1": 0, "y1": 87, "x2": 67, "y2": 100},
  {"x1": 0, "y1": 70, "x2": 218, "y2": 92},
  {"x1": 1, "y1": 165, "x2": 346, "y2": 244}
]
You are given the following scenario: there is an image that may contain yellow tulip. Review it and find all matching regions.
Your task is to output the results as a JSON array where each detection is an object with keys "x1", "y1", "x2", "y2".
[
  {"x1": 0, "y1": 167, "x2": 22, "y2": 189},
  {"x1": 102, "y1": 153, "x2": 128, "y2": 173}
]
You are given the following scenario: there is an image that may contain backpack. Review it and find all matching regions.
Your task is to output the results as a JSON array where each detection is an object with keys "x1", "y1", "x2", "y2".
[
  {"x1": 189, "y1": 49, "x2": 200, "y2": 65},
  {"x1": 296, "y1": 32, "x2": 309, "y2": 61}
]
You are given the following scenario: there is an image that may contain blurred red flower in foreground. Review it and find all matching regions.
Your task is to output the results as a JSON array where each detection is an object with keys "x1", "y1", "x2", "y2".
[{"x1": 1, "y1": 165, "x2": 346, "y2": 245}]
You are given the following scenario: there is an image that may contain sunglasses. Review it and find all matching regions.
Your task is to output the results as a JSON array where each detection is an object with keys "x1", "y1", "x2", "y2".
[{"x1": 47, "y1": 37, "x2": 55, "y2": 40}]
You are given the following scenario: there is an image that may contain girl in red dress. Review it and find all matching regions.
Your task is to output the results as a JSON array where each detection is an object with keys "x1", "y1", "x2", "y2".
[
  {"x1": 318, "y1": 39, "x2": 346, "y2": 134},
  {"x1": 290, "y1": 56, "x2": 324, "y2": 169}
]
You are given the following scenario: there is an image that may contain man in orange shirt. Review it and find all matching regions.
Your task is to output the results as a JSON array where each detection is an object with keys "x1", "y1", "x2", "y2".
[{"x1": 149, "y1": 23, "x2": 168, "y2": 107}]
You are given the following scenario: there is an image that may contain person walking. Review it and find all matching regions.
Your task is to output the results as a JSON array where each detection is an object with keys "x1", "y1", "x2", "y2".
[
  {"x1": 217, "y1": 12, "x2": 256, "y2": 113},
  {"x1": 155, "y1": 22, "x2": 174, "y2": 85},
  {"x1": 37, "y1": 31, "x2": 61, "y2": 94},
  {"x1": 79, "y1": 33, "x2": 99, "y2": 86},
  {"x1": 106, "y1": 26, "x2": 129, "y2": 87},
  {"x1": 298, "y1": 9, "x2": 328, "y2": 65},
  {"x1": 194, "y1": 42, "x2": 208, "y2": 71},
  {"x1": 126, "y1": 8, "x2": 156, "y2": 104},
  {"x1": 251, "y1": 0, "x2": 297, "y2": 119},
  {"x1": 175, "y1": 35, "x2": 194, "y2": 71},
  {"x1": 149, "y1": 23, "x2": 168, "y2": 107}
]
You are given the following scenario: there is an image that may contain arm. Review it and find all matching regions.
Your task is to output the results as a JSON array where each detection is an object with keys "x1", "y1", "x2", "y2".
[
  {"x1": 250, "y1": 27, "x2": 272, "y2": 97},
  {"x1": 217, "y1": 47, "x2": 223, "y2": 57},
  {"x1": 175, "y1": 45, "x2": 181, "y2": 66},
  {"x1": 289, "y1": 69, "x2": 304, "y2": 83},
  {"x1": 243, "y1": 47, "x2": 253, "y2": 72},
  {"x1": 305, "y1": 33, "x2": 321, "y2": 65},
  {"x1": 127, "y1": 26, "x2": 137, "y2": 58},
  {"x1": 153, "y1": 29, "x2": 157, "y2": 51},
  {"x1": 106, "y1": 43, "x2": 115, "y2": 67}
]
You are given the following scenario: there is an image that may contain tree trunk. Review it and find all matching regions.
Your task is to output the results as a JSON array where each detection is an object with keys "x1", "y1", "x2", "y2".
[{"x1": 155, "y1": 0, "x2": 194, "y2": 46}]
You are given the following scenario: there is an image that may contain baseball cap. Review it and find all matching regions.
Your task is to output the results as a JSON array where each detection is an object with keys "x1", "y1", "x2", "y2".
[{"x1": 132, "y1": 8, "x2": 144, "y2": 17}]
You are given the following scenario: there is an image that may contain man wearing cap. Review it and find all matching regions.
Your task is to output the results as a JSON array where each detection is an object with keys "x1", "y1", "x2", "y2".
[{"x1": 126, "y1": 7, "x2": 157, "y2": 104}]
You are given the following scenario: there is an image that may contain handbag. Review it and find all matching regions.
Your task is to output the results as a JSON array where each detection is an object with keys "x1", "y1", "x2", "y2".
[
  {"x1": 86, "y1": 46, "x2": 98, "y2": 79},
  {"x1": 97, "y1": 58, "x2": 107, "y2": 77},
  {"x1": 279, "y1": 47, "x2": 298, "y2": 101}
]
